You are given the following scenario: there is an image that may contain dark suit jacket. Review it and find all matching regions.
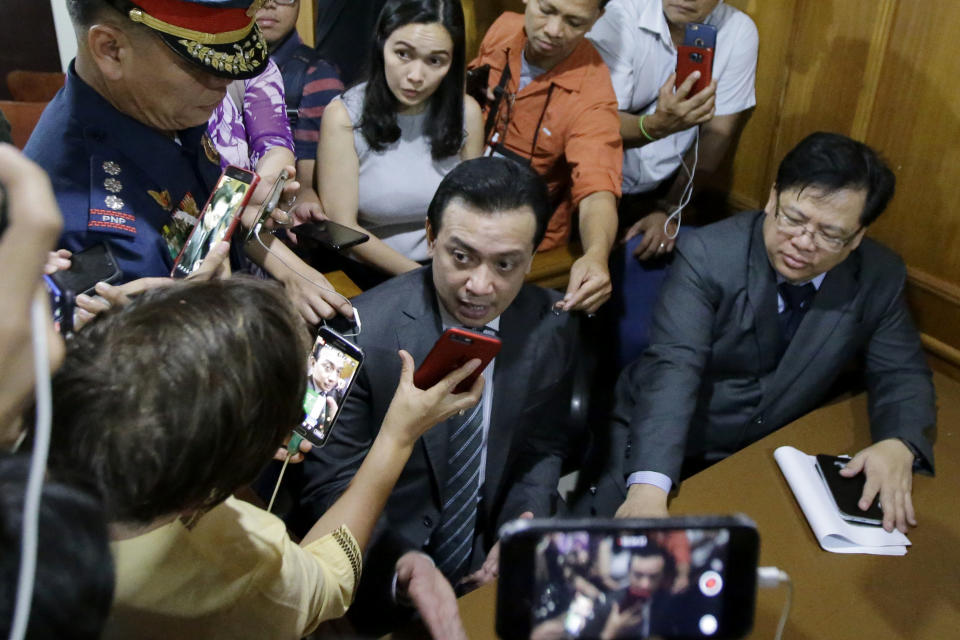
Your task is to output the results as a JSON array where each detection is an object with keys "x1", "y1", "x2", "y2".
[
  {"x1": 298, "y1": 267, "x2": 579, "y2": 632},
  {"x1": 313, "y1": 0, "x2": 386, "y2": 86},
  {"x1": 613, "y1": 210, "x2": 936, "y2": 486}
]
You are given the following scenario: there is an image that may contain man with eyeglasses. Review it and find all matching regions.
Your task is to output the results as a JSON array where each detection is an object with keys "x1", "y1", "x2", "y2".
[{"x1": 604, "y1": 132, "x2": 935, "y2": 533}]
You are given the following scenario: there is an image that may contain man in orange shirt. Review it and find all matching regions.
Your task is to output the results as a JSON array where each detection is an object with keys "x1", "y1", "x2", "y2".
[{"x1": 470, "y1": 0, "x2": 622, "y2": 314}]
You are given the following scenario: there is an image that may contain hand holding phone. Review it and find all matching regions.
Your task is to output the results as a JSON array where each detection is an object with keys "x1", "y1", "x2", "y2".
[
  {"x1": 816, "y1": 454, "x2": 884, "y2": 526},
  {"x1": 50, "y1": 242, "x2": 123, "y2": 296},
  {"x1": 246, "y1": 169, "x2": 289, "y2": 242}
]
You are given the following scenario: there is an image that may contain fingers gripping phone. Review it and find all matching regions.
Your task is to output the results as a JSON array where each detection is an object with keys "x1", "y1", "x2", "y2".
[
  {"x1": 676, "y1": 23, "x2": 717, "y2": 96},
  {"x1": 295, "y1": 327, "x2": 364, "y2": 447},
  {"x1": 172, "y1": 166, "x2": 259, "y2": 278},
  {"x1": 246, "y1": 169, "x2": 289, "y2": 242},
  {"x1": 50, "y1": 242, "x2": 123, "y2": 297},
  {"x1": 413, "y1": 328, "x2": 501, "y2": 394},
  {"x1": 497, "y1": 516, "x2": 759, "y2": 640},
  {"x1": 815, "y1": 454, "x2": 884, "y2": 526}
]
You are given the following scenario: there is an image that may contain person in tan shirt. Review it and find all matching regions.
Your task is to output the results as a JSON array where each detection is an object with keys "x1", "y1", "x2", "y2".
[{"x1": 49, "y1": 278, "x2": 481, "y2": 640}]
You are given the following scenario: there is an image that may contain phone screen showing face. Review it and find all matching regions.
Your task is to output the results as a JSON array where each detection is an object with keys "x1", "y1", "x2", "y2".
[
  {"x1": 497, "y1": 518, "x2": 758, "y2": 640},
  {"x1": 172, "y1": 166, "x2": 258, "y2": 278},
  {"x1": 533, "y1": 530, "x2": 732, "y2": 638},
  {"x1": 295, "y1": 328, "x2": 363, "y2": 447}
]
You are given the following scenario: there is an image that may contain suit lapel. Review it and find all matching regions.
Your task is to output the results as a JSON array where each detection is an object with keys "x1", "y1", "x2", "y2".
[
  {"x1": 770, "y1": 251, "x2": 860, "y2": 394},
  {"x1": 746, "y1": 214, "x2": 781, "y2": 374},
  {"x1": 395, "y1": 271, "x2": 447, "y2": 489},
  {"x1": 482, "y1": 293, "x2": 536, "y2": 506}
]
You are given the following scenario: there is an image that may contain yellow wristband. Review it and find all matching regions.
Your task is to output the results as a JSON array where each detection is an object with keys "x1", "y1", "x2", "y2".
[{"x1": 638, "y1": 114, "x2": 656, "y2": 142}]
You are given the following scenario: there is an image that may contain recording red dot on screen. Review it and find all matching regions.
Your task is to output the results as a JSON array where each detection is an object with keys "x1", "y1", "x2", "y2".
[{"x1": 699, "y1": 570, "x2": 723, "y2": 597}]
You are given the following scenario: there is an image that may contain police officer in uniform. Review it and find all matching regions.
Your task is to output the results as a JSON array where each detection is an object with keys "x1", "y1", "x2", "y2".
[{"x1": 26, "y1": 0, "x2": 352, "y2": 321}]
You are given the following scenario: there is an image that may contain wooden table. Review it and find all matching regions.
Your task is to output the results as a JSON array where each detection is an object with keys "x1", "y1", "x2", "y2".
[
  {"x1": 323, "y1": 270, "x2": 362, "y2": 299},
  {"x1": 417, "y1": 372, "x2": 960, "y2": 639}
]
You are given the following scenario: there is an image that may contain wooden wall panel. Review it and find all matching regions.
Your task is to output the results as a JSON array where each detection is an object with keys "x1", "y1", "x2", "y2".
[
  {"x1": 719, "y1": 0, "x2": 793, "y2": 209},
  {"x1": 865, "y1": 1, "x2": 960, "y2": 281},
  {"x1": 296, "y1": 1, "x2": 315, "y2": 47}
]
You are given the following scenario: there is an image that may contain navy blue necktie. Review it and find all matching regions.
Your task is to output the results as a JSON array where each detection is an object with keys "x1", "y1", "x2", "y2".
[{"x1": 778, "y1": 282, "x2": 816, "y2": 355}]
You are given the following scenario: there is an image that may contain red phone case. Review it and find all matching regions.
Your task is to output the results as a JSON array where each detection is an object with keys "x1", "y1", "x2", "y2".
[
  {"x1": 171, "y1": 166, "x2": 259, "y2": 277},
  {"x1": 675, "y1": 45, "x2": 715, "y2": 96},
  {"x1": 414, "y1": 328, "x2": 502, "y2": 394}
]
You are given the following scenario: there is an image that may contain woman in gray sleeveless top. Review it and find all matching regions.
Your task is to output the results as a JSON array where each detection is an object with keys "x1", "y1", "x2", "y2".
[{"x1": 317, "y1": 0, "x2": 483, "y2": 278}]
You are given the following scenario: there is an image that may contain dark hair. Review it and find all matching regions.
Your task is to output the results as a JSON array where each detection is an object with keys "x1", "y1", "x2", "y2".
[
  {"x1": 630, "y1": 542, "x2": 676, "y2": 587},
  {"x1": 0, "y1": 455, "x2": 114, "y2": 639},
  {"x1": 48, "y1": 278, "x2": 310, "y2": 523},
  {"x1": 775, "y1": 132, "x2": 896, "y2": 227},
  {"x1": 360, "y1": 0, "x2": 466, "y2": 160},
  {"x1": 427, "y1": 157, "x2": 551, "y2": 250},
  {"x1": 66, "y1": 0, "x2": 129, "y2": 27}
]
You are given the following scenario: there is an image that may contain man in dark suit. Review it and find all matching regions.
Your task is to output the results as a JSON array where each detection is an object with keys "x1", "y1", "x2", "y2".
[
  {"x1": 296, "y1": 157, "x2": 580, "y2": 635},
  {"x1": 611, "y1": 132, "x2": 935, "y2": 533}
]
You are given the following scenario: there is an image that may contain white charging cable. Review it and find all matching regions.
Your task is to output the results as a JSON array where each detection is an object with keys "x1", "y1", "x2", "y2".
[
  {"x1": 251, "y1": 225, "x2": 355, "y2": 316},
  {"x1": 8, "y1": 293, "x2": 54, "y2": 640},
  {"x1": 663, "y1": 127, "x2": 700, "y2": 240},
  {"x1": 757, "y1": 566, "x2": 793, "y2": 640}
]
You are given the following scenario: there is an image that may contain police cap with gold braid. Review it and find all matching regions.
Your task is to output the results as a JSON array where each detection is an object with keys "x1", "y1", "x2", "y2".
[{"x1": 104, "y1": 0, "x2": 269, "y2": 80}]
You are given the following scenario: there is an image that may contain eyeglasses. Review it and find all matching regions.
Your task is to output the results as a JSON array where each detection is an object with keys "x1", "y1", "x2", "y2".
[{"x1": 774, "y1": 200, "x2": 861, "y2": 253}]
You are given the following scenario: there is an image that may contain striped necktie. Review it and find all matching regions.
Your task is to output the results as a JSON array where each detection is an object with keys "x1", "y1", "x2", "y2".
[{"x1": 430, "y1": 325, "x2": 496, "y2": 582}]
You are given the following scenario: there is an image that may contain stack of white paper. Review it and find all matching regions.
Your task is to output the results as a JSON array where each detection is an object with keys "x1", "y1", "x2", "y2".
[{"x1": 774, "y1": 445, "x2": 910, "y2": 555}]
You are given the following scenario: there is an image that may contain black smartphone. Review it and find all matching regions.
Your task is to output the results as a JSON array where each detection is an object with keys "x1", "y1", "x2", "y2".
[
  {"x1": 50, "y1": 242, "x2": 123, "y2": 296},
  {"x1": 290, "y1": 221, "x2": 369, "y2": 252},
  {"x1": 294, "y1": 326, "x2": 364, "y2": 447},
  {"x1": 676, "y1": 23, "x2": 717, "y2": 96},
  {"x1": 466, "y1": 64, "x2": 492, "y2": 107},
  {"x1": 246, "y1": 169, "x2": 289, "y2": 242},
  {"x1": 497, "y1": 516, "x2": 759, "y2": 640},
  {"x1": 815, "y1": 454, "x2": 883, "y2": 526},
  {"x1": 172, "y1": 166, "x2": 259, "y2": 278}
]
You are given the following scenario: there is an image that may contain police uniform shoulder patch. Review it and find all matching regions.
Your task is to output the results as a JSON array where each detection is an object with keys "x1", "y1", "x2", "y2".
[{"x1": 89, "y1": 156, "x2": 137, "y2": 237}]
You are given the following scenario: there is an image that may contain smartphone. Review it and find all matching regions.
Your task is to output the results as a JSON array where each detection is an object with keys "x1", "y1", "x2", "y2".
[
  {"x1": 171, "y1": 166, "x2": 258, "y2": 278},
  {"x1": 497, "y1": 516, "x2": 759, "y2": 640},
  {"x1": 466, "y1": 64, "x2": 492, "y2": 107},
  {"x1": 246, "y1": 169, "x2": 289, "y2": 242},
  {"x1": 295, "y1": 326, "x2": 364, "y2": 448},
  {"x1": 290, "y1": 221, "x2": 370, "y2": 251},
  {"x1": 42, "y1": 275, "x2": 74, "y2": 335},
  {"x1": 413, "y1": 328, "x2": 501, "y2": 394},
  {"x1": 815, "y1": 454, "x2": 883, "y2": 526},
  {"x1": 49, "y1": 242, "x2": 122, "y2": 297},
  {"x1": 676, "y1": 23, "x2": 717, "y2": 96}
]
